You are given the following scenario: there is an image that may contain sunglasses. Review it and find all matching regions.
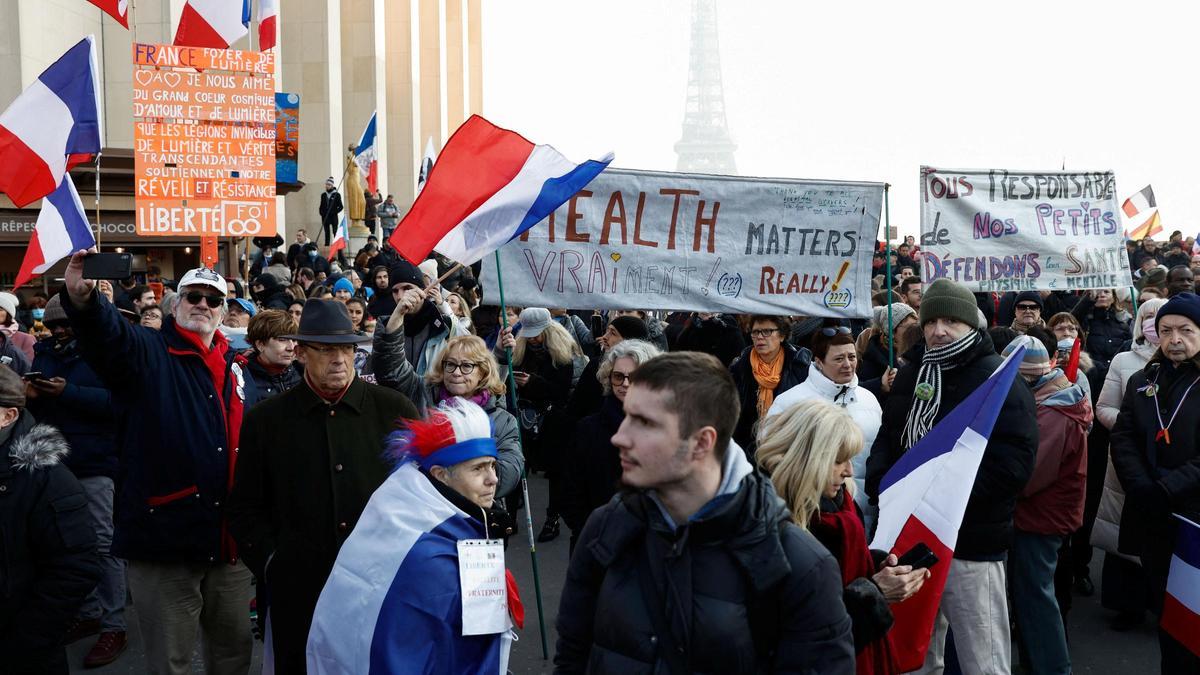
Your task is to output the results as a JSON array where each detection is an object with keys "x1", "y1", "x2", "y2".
[
  {"x1": 820, "y1": 326, "x2": 852, "y2": 337},
  {"x1": 183, "y1": 291, "x2": 224, "y2": 308},
  {"x1": 1016, "y1": 304, "x2": 1040, "y2": 311}
]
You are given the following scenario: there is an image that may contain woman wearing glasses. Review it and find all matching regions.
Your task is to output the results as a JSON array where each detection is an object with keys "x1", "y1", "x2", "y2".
[
  {"x1": 373, "y1": 328, "x2": 524, "y2": 501},
  {"x1": 767, "y1": 327, "x2": 883, "y2": 533},
  {"x1": 728, "y1": 315, "x2": 812, "y2": 453},
  {"x1": 561, "y1": 339, "x2": 661, "y2": 553}
]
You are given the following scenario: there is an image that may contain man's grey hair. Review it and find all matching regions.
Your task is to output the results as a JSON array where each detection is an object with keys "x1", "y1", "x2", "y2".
[{"x1": 597, "y1": 339, "x2": 663, "y2": 395}]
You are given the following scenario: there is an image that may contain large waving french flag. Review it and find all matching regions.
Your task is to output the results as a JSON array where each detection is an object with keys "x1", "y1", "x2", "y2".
[
  {"x1": 0, "y1": 36, "x2": 101, "y2": 208},
  {"x1": 14, "y1": 175, "x2": 96, "y2": 289},
  {"x1": 174, "y1": 0, "x2": 251, "y2": 49},
  {"x1": 307, "y1": 462, "x2": 514, "y2": 674},
  {"x1": 869, "y1": 346, "x2": 1024, "y2": 672},
  {"x1": 1162, "y1": 515, "x2": 1200, "y2": 658},
  {"x1": 389, "y1": 115, "x2": 612, "y2": 266}
]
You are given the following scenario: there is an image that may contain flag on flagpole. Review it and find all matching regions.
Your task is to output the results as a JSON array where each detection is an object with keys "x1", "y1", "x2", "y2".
[
  {"x1": 1129, "y1": 210, "x2": 1163, "y2": 240},
  {"x1": 869, "y1": 346, "x2": 1025, "y2": 672},
  {"x1": 89, "y1": 0, "x2": 130, "y2": 28},
  {"x1": 417, "y1": 136, "x2": 436, "y2": 193},
  {"x1": 327, "y1": 214, "x2": 348, "y2": 261},
  {"x1": 388, "y1": 115, "x2": 612, "y2": 266},
  {"x1": 353, "y1": 113, "x2": 378, "y2": 193},
  {"x1": 0, "y1": 35, "x2": 101, "y2": 207},
  {"x1": 257, "y1": 0, "x2": 277, "y2": 50},
  {"x1": 1122, "y1": 185, "x2": 1157, "y2": 218},
  {"x1": 1161, "y1": 515, "x2": 1200, "y2": 658},
  {"x1": 14, "y1": 174, "x2": 96, "y2": 288},
  {"x1": 174, "y1": 0, "x2": 250, "y2": 49}
]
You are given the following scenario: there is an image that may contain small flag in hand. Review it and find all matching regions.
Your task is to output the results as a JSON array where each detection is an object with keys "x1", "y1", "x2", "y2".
[
  {"x1": 1161, "y1": 516, "x2": 1200, "y2": 658},
  {"x1": 14, "y1": 174, "x2": 96, "y2": 288}
]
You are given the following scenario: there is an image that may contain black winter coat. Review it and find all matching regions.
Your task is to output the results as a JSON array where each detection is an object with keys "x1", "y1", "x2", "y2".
[
  {"x1": 227, "y1": 376, "x2": 419, "y2": 673},
  {"x1": 0, "y1": 414, "x2": 100, "y2": 672},
  {"x1": 857, "y1": 335, "x2": 891, "y2": 383},
  {"x1": 674, "y1": 314, "x2": 746, "y2": 366},
  {"x1": 318, "y1": 189, "x2": 343, "y2": 228},
  {"x1": 562, "y1": 395, "x2": 624, "y2": 535},
  {"x1": 555, "y1": 463, "x2": 855, "y2": 674},
  {"x1": 1110, "y1": 357, "x2": 1200, "y2": 561},
  {"x1": 866, "y1": 333, "x2": 1038, "y2": 560},
  {"x1": 1071, "y1": 296, "x2": 1132, "y2": 371},
  {"x1": 29, "y1": 338, "x2": 118, "y2": 480},
  {"x1": 729, "y1": 344, "x2": 811, "y2": 452}
]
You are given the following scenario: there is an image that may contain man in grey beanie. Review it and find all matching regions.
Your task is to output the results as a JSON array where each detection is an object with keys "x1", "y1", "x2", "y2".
[{"x1": 867, "y1": 278, "x2": 1037, "y2": 674}]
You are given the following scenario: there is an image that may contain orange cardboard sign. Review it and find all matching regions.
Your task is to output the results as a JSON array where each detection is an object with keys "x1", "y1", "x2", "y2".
[
  {"x1": 199, "y1": 235, "x2": 219, "y2": 268},
  {"x1": 133, "y1": 44, "x2": 276, "y2": 237}
]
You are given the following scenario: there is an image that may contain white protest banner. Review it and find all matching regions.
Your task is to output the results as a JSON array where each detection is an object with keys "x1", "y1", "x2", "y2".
[
  {"x1": 919, "y1": 167, "x2": 1133, "y2": 292},
  {"x1": 481, "y1": 168, "x2": 883, "y2": 318}
]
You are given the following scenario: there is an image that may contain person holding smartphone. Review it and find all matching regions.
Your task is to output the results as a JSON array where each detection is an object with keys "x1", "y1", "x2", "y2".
[{"x1": 758, "y1": 397, "x2": 928, "y2": 674}]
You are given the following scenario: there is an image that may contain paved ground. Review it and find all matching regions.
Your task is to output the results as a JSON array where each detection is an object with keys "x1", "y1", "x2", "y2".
[{"x1": 69, "y1": 473, "x2": 1161, "y2": 673}]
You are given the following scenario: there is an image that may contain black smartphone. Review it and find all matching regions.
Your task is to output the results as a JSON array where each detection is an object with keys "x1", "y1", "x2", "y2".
[
  {"x1": 897, "y1": 542, "x2": 939, "y2": 570},
  {"x1": 82, "y1": 252, "x2": 133, "y2": 280},
  {"x1": 22, "y1": 371, "x2": 47, "y2": 381}
]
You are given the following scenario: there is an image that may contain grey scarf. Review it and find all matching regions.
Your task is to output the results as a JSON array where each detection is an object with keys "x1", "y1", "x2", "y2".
[{"x1": 901, "y1": 330, "x2": 983, "y2": 449}]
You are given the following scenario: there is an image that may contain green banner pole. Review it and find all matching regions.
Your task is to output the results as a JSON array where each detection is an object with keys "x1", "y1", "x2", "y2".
[{"x1": 494, "y1": 249, "x2": 550, "y2": 660}]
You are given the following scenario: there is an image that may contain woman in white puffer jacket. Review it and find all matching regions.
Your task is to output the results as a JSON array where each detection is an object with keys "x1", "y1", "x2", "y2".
[
  {"x1": 765, "y1": 328, "x2": 882, "y2": 532},
  {"x1": 1091, "y1": 297, "x2": 1166, "y2": 628}
]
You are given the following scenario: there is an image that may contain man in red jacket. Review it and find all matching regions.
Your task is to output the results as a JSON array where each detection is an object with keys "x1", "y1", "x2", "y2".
[{"x1": 1002, "y1": 335, "x2": 1092, "y2": 675}]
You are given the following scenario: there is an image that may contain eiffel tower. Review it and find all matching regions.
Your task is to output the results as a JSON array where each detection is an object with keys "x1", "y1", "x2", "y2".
[{"x1": 674, "y1": 0, "x2": 737, "y2": 175}]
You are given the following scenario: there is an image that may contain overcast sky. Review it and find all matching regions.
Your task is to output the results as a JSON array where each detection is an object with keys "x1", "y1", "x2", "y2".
[{"x1": 482, "y1": 1, "x2": 1197, "y2": 240}]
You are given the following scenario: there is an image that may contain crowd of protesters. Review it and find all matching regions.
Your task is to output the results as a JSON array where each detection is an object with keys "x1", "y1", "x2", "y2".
[{"x1": 2, "y1": 229, "x2": 1199, "y2": 674}]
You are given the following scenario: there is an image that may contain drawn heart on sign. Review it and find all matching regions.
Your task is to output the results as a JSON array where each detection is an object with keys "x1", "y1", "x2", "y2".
[
  {"x1": 610, "y1": 252, "x2": 621, "y2": 262},
  {"x1": 161, "y1": 72, "x2": 182, "y2": 88},
  {"x1": 134, "y1": 70, "x2": 154, "y2": 87}
]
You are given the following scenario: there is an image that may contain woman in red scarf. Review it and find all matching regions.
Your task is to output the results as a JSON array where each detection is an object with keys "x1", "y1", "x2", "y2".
[{"x1": 757, "y1": 398, "x2": 929, "y2": 675}]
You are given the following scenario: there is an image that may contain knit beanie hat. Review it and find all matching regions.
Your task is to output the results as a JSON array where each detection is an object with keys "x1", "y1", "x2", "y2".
[
  {"x1": 872, "y1": 302, "x2": 916, "y2": 333},
  {"x1": 1002, "y1": 335, "x2": 1051, "y2": 379},
  {"x1": 43, "y1": 295, "x2": 67, "y2": 324},
  {"x1": 0, "y1": 292, "x2": 17, "y2": 324},
  {"x1": 332, "y1": 277, "x2": 355, "y2": 295},
  {"x1": 919, "y1": 279, "x2": 981, "y2": 328},
  {"x1": 609, "y1": 316, "x2": 649, "y2": 341},
  {"x1": 1156, "y1": 292, "x2": 1200, "y2": 332},
  {"x1": 387, "y1": 259, "x2": 424, "y2": 289},
  {"x1": 1015, "y1": 290, "x2": 1044, "y2": 309}
]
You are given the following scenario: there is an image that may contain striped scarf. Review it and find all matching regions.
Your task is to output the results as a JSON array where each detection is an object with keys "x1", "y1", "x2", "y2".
[{"x1": 902, "y1": 330, "x2": 983, "y2": 449}]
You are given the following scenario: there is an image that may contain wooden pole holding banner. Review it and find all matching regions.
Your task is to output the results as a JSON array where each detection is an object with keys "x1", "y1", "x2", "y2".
[
  {"x1": 493, "y1": 249, "x2": 550, "y2": 660},
  {"x1": 884, "y1": 184, "x2": 894, "y2": 368},
  {"x1": 422, "y1": 262, "x2": 466, "y2": 293}
]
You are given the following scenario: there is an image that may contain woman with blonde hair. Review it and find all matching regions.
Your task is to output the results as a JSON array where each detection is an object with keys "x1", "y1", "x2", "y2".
[
  {"x1": 373, "y1": 325, "x2": 524, "y2": 501},
  {"x1": 497, "y1": 308, "x2": 581, "y2": 541},
  {"x1": 758, "y1": 398, "x2": 927, "y2": 674}
]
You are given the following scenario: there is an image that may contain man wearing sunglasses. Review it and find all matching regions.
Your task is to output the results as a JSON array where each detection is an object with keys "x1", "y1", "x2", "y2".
[
  {"x1": 61, "y1": 252, "x2": 256, "y2": 675},
  {"x1": 1011, "y1": 291, "x2": 1045, "y2": 335}
]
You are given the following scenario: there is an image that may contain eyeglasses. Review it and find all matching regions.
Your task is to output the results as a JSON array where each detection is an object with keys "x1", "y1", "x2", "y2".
[
  {"x1": 302, "y1": 343, "x2": 354, "y2": 354},
  {"x1": 183, "y1": 291, "x2": 224, "y2": 308},
  {"x1": 749, "y1": 328, "x2": 780, "y2": 338},
  {"x1": 443, "y1": 360, "x2": 479, "y2": 374},
  {"x1": 820, "y1": 326, "x2": 852, "y2": 337},
  {"x1": 610, "y1": 371, "x2": 633, "y2": 385},
  {"x1": 1016, "y1": 304, "x2": 1040, "y2": 311}
]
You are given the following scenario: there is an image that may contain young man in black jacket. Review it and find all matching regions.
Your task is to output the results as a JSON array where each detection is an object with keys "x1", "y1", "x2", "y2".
[
  {"x1": 866, "y1": 278, "x2": 1038, "y2": 674},
  {"x1": 555, "y1": 351, "x2": 854, "y2": 674}
]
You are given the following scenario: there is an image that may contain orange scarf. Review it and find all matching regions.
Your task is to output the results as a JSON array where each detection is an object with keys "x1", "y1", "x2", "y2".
[{"x1": 750, "y1": 348, "x2": 784, "y2": 417}]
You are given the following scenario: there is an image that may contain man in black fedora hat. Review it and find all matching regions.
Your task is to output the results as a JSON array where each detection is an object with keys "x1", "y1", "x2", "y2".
[{"x1": 227, "y1": 299, "x2": 419, "y2": 672}]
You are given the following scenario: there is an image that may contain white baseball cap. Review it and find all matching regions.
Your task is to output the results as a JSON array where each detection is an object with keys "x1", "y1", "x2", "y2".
[{"x1": 178, "y1": 267, "x2": 228, "y2": 296}]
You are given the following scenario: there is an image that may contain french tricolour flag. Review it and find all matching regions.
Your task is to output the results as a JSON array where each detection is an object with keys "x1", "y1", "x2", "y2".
[
  {"x1": 174, "y1": 0, "x2": 251, "y2": 49},
  {"x1": 327, "y1": 214, "x2": 348, "y2": 261},
  {"x1": 14, "y1": 174, "x2": 96, "y2": 289},
  {"x1": 1161, "y1": 515, "x2": 1200, "y2": 658},
  {"x1": 354, "y1": 112, "x2": 379, "y2": 193},
  {"x1": 1122, "y1": 184, "x2": 1156, "y2": 218},
  {"x1": 307, "y1": 462, "x2": 514, "y2": 674},
  {"x1": 869, "y1": 346, "x2": 1024, "y2": 672},
  {"x1": 257, "y1": 0, "x2": 278, "y2": 50},
  {"x1": 89, "y1": 0, "x2": 130, "y2": 28},
  {"x1": 389, "y1": 115, "x2": 612, "y2": 266},
  {"x1": 0, "y1": 36, "x2": 101, "y2": 208}
]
